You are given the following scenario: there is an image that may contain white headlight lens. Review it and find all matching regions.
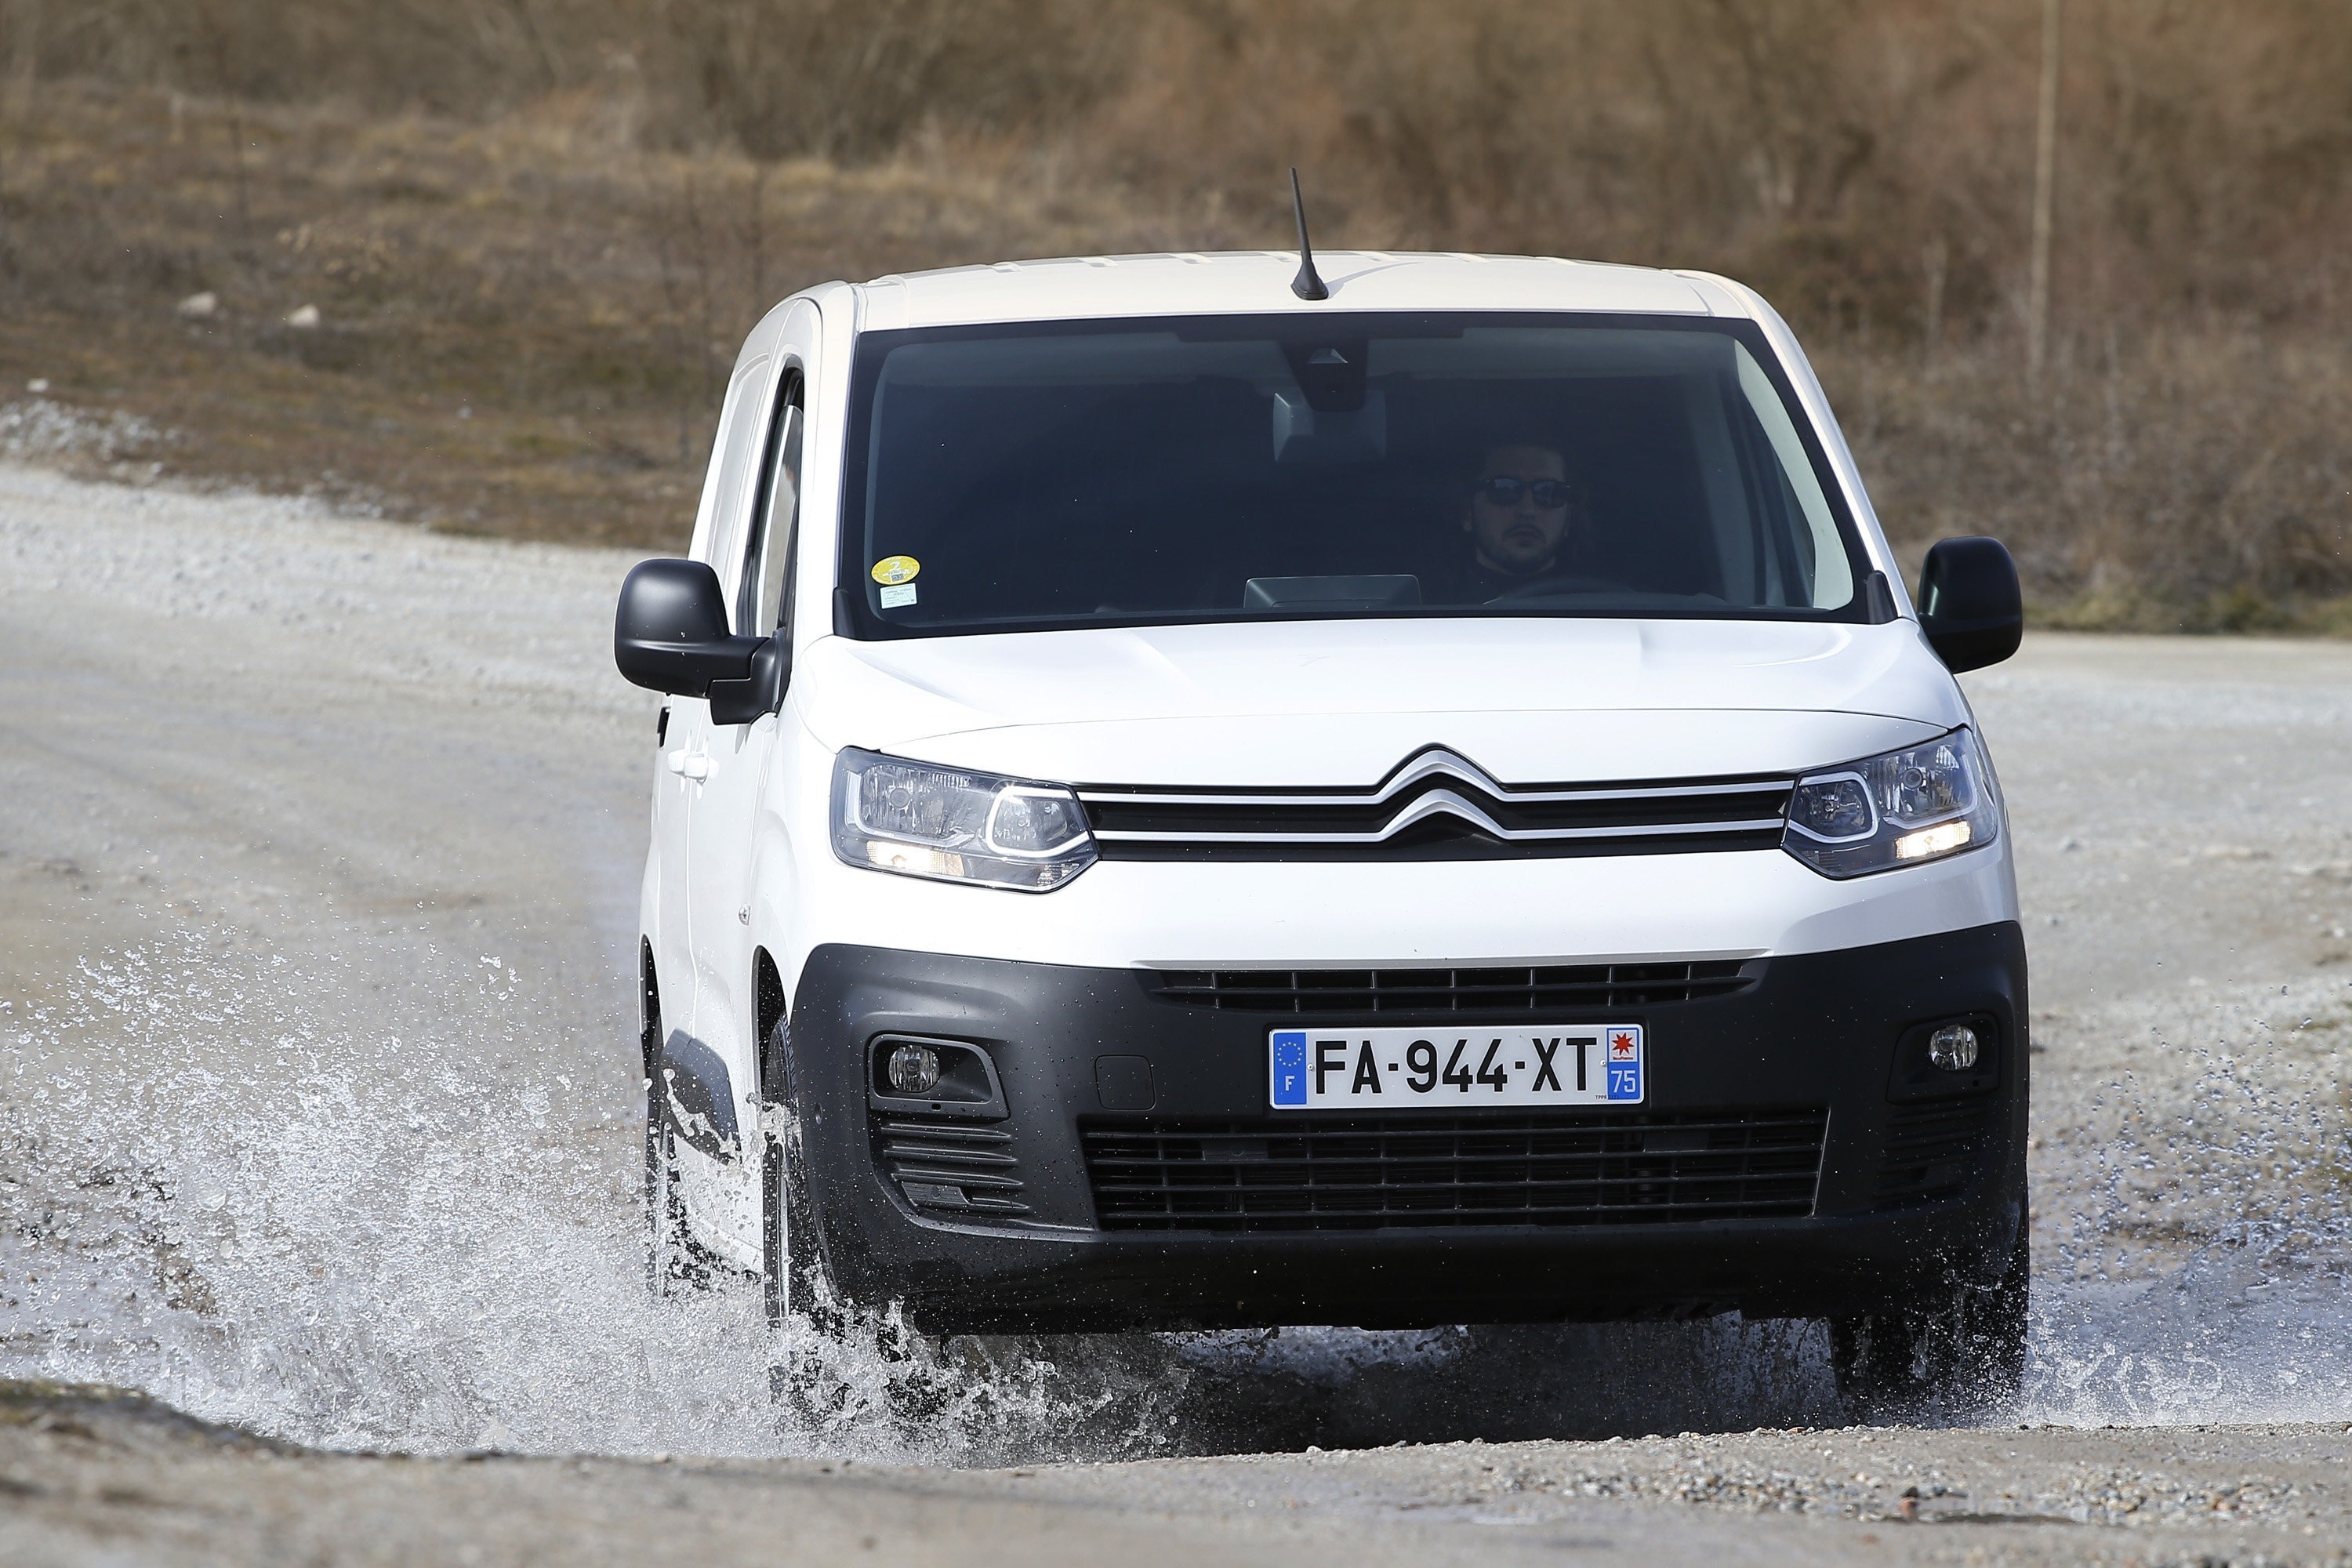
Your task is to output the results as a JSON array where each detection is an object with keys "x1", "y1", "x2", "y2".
[
  {"x1": 1786, "y1": 775, "x2": 1874, "y2": 840},
  {"x1": 833, "y1": 749, "x2": 1097, "y2": 891},
  {"x1": 988, "y1": 788, "x2": 1090, "y2": 855},
  {"x1": 1782, "y1": 728, "x2": 1998, "y2": 878}
]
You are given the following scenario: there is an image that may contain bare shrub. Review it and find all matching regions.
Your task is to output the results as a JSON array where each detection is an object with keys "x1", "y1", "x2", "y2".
[
  {"x1": 1, "y1": 2, "x2": 2347, "y2": 611},
  {"x1": 1833, "y1": 326, "x2": 2352, "y2": 622},
  {"x1": 667, "y1": 0, "x2": 1113, "y2": 162}
]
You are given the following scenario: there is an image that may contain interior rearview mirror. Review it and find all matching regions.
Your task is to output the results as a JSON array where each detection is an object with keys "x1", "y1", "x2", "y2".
[
  {"x1": 614, "y1": 558, "x2": 779, "y2": 717},
  {"x1": 1915, "y1": 537, "x2": 2023, "y2": 673}
]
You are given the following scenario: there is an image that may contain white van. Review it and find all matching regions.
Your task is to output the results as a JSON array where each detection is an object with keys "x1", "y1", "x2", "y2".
[{"x1": 615, "y1": 250, "x2": 2030, "y2": 1413}]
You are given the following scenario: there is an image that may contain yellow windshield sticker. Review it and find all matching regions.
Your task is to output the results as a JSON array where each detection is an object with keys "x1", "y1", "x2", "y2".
[{"x1": 871, "y1": 555, "x2": 920, "y2": 586}]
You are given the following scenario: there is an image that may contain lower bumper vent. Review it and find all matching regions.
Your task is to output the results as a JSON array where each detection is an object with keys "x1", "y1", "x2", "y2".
[
  {"x1": 1876, "y1": 1098, "x2": 2002, "y2": 1203},
  {"x1": 873, "y1": 1116, "x2": 1030, "y2": 1217},
  {"x1": 1082, "y1": 1109, "x2": 1826, "y2": 1233}
]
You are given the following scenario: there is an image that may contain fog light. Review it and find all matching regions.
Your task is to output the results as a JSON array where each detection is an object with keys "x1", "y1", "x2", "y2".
[
  {"x1": 886, "y1": 1041, "x2": 942, "y2": 1094},
  {"x1": 1929, "y1": 1023, "x2": 1980, "y2": 1072}
]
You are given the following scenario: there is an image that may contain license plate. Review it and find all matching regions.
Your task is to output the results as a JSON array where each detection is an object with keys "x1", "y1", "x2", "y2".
[{"x1": 1269, "y1": 1026, "x2": 1645, "y2": 1109}]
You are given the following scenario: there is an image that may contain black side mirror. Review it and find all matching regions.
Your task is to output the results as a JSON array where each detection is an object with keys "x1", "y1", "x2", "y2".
[
  {"x1": 615, "y1": 558, "x2": 766, "y2": 700},
  {"x1": 1916, "y1": 537, "x2": 2024, "y2": 673},
  {"x1": 708, "y1": 637, "x2": 789, "y2": 726}
]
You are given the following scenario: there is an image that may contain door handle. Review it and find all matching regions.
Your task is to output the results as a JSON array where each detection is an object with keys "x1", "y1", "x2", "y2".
[{"x1": 665, "y1": 750, "x2": 710, "y2": 781}]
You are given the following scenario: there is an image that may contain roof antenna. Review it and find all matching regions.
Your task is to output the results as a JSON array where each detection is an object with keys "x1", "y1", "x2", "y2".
[{"x1": 1289, "y1": 168, "x2": 1329, "y2": 301}]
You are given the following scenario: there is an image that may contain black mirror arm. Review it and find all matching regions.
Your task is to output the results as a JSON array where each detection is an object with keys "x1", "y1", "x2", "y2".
[
  {"x1": 708, "y1": 636, "x2": 790, "y2": 725},
  {"x1": 1862, "y1": 571, "x2": 1899, "y2": 623}
]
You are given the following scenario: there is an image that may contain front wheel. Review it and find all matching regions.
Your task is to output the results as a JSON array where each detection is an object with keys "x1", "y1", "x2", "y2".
[{"x1": 1830, "y1": 1222, "x2": 2029, "y2": 1422}]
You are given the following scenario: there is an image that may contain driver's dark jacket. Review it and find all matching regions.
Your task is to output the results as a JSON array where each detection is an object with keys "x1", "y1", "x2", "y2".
[{"x1": 1455, "y1": 556, "x2": 1557, "y2": 603}]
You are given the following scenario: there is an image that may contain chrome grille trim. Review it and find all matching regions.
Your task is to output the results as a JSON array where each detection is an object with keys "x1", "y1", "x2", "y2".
[
  {"x1": 1093, "y1": 810, "x2": 1789, "y2": 847},
  {"x1": 1082, "y1": 776, "x2": 1795, "y2": 811},
  {"x1": 1077, "y1": 746, "x2": 1793, "y2": 852}
]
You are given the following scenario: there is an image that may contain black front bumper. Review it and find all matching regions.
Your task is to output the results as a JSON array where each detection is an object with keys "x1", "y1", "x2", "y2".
[{"x1": 784, "y1": 924, "x2": 2028, "y2": 1334}]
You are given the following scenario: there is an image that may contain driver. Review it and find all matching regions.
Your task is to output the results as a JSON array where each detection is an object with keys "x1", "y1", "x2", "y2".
[{"x1": 1457, "y1": 438, "x2": 1585, "y2": 601}]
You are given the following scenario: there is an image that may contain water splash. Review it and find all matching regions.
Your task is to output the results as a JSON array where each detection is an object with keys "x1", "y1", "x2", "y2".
[
  {"x1": 0, "y1": 927, "x2": 1192, "y2": 1462},
  {"x1": 5, "y1": 930, "x2": 2349, "y2": 1457},
  {"x1": 2021, "y1": 978, "x2": 2352, "y2": 1426}
]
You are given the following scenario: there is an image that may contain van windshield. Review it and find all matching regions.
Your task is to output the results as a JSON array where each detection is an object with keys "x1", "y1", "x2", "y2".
[{"x1": 839, "y1": 312, "x2": 1869, "y2": 637}]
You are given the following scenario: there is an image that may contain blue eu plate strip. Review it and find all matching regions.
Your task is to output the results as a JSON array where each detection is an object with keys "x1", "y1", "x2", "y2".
[{"x1": 1271, "y1": 1030, "x2": 1308, "y2": 1106}]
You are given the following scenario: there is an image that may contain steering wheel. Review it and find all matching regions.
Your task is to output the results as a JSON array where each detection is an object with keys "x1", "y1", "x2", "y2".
[{"x1": 1485, "y1": 572, "x2": 1621, "y2": 604}]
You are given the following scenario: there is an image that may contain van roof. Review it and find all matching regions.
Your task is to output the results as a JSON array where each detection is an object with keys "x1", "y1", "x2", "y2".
[{"x1": 853, "y1": 251, "x2": 1748, "y2": 331}]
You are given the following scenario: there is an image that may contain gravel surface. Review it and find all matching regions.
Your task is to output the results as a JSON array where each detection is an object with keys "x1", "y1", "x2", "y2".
[
  {"x1": 3, "y1": 460, "x2": 2351, "y2": 1564},
  {"x1": 5, "y1": 1382, "x2": 2351, "y2": 1565}
]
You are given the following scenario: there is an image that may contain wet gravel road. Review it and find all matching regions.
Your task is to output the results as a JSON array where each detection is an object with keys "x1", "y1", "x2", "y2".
[
  {"x1": 3, "y1": 462, "x2": 2350, "y2": 1565},
  {"x1": 6, "y1": 1382, "x2": 2351, "y2": 1566}
]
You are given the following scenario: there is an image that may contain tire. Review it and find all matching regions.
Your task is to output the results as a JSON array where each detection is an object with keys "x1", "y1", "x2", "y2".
[
  {"x1": 1830, "y1": 1221, "x2": 2029, "y2": 1422},
  {"x1": 761, "y1": 1017, "x2": 844, "y2": 1334},
  {"x1": 642, "y1": 998, "x2": 714, "y2": 1296}
]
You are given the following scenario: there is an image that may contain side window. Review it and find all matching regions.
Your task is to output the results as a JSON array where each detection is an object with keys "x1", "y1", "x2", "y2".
[
  {"x1": 1732, "y1": 343, "x2": 1851, "y2": 611},
  {"x1": 740, "y1": 372, "x2": 805, "y2": 637},
  {"x1": 699, "y1": 355, "x2": 773, "y2": 620}
]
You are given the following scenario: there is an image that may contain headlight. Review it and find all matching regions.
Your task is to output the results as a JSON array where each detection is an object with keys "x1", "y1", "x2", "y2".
[
  {"x1": 1781, "y1": 727, "x2": 1999, "y2": 879},
  {"x1": 831, "y1": 748, "x2": 1097, "y2": 892}
]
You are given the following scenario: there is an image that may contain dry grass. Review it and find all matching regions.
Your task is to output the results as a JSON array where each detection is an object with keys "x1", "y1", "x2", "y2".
[
  {"x1": 0, "y1": 2, "x2": 2347, "y2": 618},
  {"x1": 0, "y1": 83, "x2": 1160, "y2": 545}
]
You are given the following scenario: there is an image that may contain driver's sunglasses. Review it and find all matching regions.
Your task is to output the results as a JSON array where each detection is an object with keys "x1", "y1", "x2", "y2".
[{"x1": 1472, "y1": 476, "x2": 1573, "y2": 510}]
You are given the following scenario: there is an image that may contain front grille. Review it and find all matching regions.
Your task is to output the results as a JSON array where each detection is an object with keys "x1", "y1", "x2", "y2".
[
  {"x1": 1150, "y1": 960, "x2": 1756, "y2": 1014},
  {"x1": 1083, "y1": 1109, "x2": 1827, "y2": 1232},
  {"x1": 1079, "y1": 747, "x2": 1790, "y2": 862},
  {"x1": 1876, "y1": 1098, "x2": 2002, "y2": 1203},
  {"x1": 871, "y1": 1115, "x2": 1031, "y2": 1217}
]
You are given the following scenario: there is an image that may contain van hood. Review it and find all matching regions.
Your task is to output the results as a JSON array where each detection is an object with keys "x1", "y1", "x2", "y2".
[{"x1": 791, "y1": 617, "x2": 1966, "y2": 787}]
